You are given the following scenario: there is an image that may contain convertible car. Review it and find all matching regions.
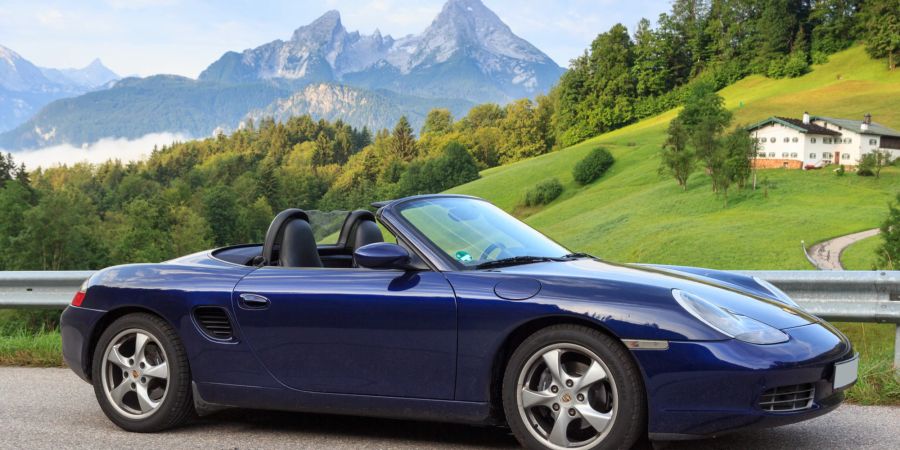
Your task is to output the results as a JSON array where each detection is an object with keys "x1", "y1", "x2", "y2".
[{"x1": 61, "y1": 194, "x2": 858, "y2": 449}]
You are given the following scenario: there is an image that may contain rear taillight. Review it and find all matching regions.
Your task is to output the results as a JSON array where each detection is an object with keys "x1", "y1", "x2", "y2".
[{"x1": 71, "y1": 281, "x2": 88, "y2": 307}]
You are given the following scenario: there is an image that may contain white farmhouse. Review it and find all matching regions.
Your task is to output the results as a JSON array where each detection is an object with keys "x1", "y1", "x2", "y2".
[{"x1": 747, "y1": 113, "x2": 900, "y2": 169}]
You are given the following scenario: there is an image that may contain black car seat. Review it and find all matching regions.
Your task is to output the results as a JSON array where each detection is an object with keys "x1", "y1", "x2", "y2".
[
  {"x1": 336, "y1": 210, "x2": 384, "y2": 255},
  {"x1": 280, "y1": 219, "x2": 323, "y2": 268},
  {"x1": 261, "y1": 209, "x2": 322, "y2": 268}
]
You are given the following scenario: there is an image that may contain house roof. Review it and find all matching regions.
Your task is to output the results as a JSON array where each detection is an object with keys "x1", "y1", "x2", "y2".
[
  {"x1": 812, "y1": 116, "x2": 900, "y2": 138},
  {"x1": 747, "y1": 116, "x2": 841, "y2": 136}
]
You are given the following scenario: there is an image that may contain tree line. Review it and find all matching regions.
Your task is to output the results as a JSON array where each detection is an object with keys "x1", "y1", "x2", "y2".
[{"x1": 0, "y1": 98, "x2": 559, "y2": 270}]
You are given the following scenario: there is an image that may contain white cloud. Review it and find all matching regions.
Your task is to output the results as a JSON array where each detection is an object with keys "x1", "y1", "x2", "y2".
[
  {"x1": 6, "y1": 132, "x2": 189, "y2": 169},
  {"x1": 35, "y1": 8, "x2": 64, "y2": 27}
]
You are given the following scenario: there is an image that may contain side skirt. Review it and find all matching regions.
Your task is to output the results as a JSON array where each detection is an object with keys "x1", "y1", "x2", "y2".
[{"x1": 193, "y1": 381, "x2": 499, "y2": 426}]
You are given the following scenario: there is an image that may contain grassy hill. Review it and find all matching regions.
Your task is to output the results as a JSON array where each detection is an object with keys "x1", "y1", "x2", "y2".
[{"x1": 450, "y1": 46, "x2": 900, "y2": 270}]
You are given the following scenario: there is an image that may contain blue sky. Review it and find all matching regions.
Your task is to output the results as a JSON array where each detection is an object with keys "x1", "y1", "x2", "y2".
[{"x1": 0, "y1": 0, "x2": 670, "y2": 78}]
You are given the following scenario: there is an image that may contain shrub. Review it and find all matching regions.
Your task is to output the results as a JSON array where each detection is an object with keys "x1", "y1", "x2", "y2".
[
  {"x1": 767, "y1": 57, "x2": 787, "y2": 78},
  {"x1": 573, "y1": 147, "x2": 615, "y2": 185},
  {"x1": 835, "y1": 165, "x2": 846, "y2": 177},
  {"x1": 782, "y1": 53, "x2": 810, "y2": 78},
  {"x1": 523, "y1": 178, "x2": 563, "y2": 207},
  {"x1": 811, "y1": 51, "x2": 829, "y2": 65}
]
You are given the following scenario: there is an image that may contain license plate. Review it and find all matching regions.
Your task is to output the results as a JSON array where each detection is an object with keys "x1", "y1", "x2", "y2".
[{"x1": 833, "y1": 354, "x2": 859, "y2": 390}]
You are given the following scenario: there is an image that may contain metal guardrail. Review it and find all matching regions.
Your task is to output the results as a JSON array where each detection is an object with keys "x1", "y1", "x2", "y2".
[
  {"x1": 0, "y1": 271, "x2": 94, "y2": 308},
  {"x1": 1, "y1": 270, "x2": 898, "y2": 371}
]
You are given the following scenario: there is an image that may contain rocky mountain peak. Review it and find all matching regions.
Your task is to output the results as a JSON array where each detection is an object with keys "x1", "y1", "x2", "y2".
[
  {"x1": 199, "y1": 0, "x2": 563, "y2": 102},
  {"x1": 291, "y1": 10, "x2": 345, "y2": 43}
]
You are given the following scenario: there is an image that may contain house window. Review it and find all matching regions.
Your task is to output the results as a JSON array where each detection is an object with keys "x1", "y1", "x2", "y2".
[
  {"x1": 824, "y1": 138, "x2": 832, "y2": 144},
  {"x1": 784, "y1": 137, "x2": 790, "y2": 143},
  {"x1": 770, "y1": 137, "x2": 776, "y2": 143},
  {"x1": 792, "y1": 137, "x2": 798, "y2": 143},
  {"x1": 810, "y1": 138, "x2": 817, "y2": 143},
  {"x1": 869, "y1": 138, "x2": 878, "y2": 145},
  {"x1": 809, "y1": 153, "x2": 817, "y2": 159},
  {"x1": 791, "y1": 152, "x2": 798, "y2": 158},
  {"x1": 842, "y1": 154, "x2": 850, "y2": 160},
  {"x1": 823, "y1": 152, "x2": 833, "y2": 158},
  {"x1": 768, "y1": 152, "x2": 776, "y2": 158},
  {"x1": 843, "y1": 138, "x2": 851, "y2": 144},
  {"x1": 757, "y1": 152, "x2": 767, "y2": 158},
  {"x1": 782, "y1": 152, "x2": 789, "y2": 158}
]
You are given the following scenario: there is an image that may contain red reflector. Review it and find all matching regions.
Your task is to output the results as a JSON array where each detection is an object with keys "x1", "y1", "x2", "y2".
[{"x1": 71, "y1": 291, "x2": 86, "y2": 307}]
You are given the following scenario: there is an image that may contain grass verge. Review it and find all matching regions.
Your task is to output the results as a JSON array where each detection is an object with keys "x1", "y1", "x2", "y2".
[
  {"x1": 0, "y1": 329, "x2": 64, "y2": 367},
  {"x1": 835, "y1": 322, "x2": 900, "y2": 405}
]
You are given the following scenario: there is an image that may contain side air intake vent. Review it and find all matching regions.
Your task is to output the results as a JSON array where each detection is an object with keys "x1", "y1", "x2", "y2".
[{"x1": 193, "y1": 307, "x2": 233, "y2": 340}]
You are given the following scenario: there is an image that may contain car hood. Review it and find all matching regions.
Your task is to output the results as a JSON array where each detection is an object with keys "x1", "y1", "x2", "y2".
[{"x1": 491, "y1": 258, "x2": 817, "y2": 330}]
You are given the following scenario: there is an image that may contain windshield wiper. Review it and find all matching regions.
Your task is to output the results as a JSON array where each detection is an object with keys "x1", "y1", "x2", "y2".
[
  {"x1": 475, "y1": 256, "x2": 564, "y2": 270},
  {"x1": 561, "y1": 252, "x2": 594, "y2": 260}
]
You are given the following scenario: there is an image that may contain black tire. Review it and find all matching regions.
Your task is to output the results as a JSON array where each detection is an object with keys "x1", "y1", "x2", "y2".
[
  {"x1": 91, "y1": 313, "x2": 194, "y2": 432},
  {"x1": 502, "y1": 324, "x2": 646, "y2": 450}
]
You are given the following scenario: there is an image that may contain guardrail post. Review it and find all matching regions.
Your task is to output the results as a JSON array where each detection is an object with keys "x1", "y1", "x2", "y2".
[{"x1": 895, "y1": 324, "x2": 900, "y2": 376}]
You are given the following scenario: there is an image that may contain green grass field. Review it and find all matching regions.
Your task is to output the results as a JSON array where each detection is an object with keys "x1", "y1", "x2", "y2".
[
  {"x1": 451, "y1": 46, "x2": 900, "y2": 404},
  {"x1": 451, "y1": 46, "x2": 900, "y2": 270},
  {"x1": 842, "y1": 235, "x2": 883, "y2": 270}
]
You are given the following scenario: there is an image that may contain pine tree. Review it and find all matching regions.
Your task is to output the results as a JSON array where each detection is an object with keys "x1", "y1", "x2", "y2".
[
  {"x1": 633, "y1": 18, "x2": 668, "y2": 97},
  {"x1": 391, "y1": 116, "x2": 418, "y2": 161},
  {"x1": 860, "y1": 0, "x2": 900, "y2": 70},
  {"x1": 810, "y1": 0, "x2": 861, "y2": 55},
  {"x1": 586, "y1": 23, "x2": 636, "y2": 132}
]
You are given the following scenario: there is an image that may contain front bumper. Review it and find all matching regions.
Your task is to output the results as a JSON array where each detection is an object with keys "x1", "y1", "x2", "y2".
[
  {"x1": 60, "y1": 305, "x2": 106, "y2": 382},
  {"x1": 631, "y1": 321, "x2": 855, "y2": 439}
]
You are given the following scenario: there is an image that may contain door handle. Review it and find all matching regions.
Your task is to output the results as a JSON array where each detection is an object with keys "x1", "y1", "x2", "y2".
[{"x1": 239, "y1": 293, "x2": 270, "y2": 309}]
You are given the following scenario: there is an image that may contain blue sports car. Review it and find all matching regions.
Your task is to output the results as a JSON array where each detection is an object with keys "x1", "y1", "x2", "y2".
[{"x1": 61, "y1": 194, "x2": 858, "y2": 449}]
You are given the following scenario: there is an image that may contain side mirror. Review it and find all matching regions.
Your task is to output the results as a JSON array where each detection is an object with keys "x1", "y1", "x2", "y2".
[{"x1": 354, "y1": 243, "x2": 411, "y2": 270}]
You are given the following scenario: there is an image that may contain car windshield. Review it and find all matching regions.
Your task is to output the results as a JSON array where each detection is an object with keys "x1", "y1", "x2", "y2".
[{"x1": 397, "y1": 197, "x2": 570, "y2": 268}]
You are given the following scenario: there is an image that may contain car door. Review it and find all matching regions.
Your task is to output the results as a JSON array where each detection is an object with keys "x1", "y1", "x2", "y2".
[{"x1": 232, "y1": 267, "x2": 458, "y2": 399}]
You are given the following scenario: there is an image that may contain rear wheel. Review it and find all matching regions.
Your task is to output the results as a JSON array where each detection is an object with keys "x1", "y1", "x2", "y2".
[
  {"x1": 92, "y1": 313, "x2": 194, "y2": 432},
  {"x1": 502, "y1": 325, "x2": 646, "y2": 450}
]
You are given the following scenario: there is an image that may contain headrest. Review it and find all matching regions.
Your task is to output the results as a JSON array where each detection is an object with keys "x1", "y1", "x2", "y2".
[{"x1": 261, "y1": 208, "x2": 310, "y2": 266}]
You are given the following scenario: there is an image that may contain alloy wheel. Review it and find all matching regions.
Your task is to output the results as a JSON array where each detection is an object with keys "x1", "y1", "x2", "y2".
[
  {"x1": 517, "y1": 343, "x2": 618, "y2": 449},
  {"x1": 100, "y1": 328, "x2": 170, "y2": 419}
]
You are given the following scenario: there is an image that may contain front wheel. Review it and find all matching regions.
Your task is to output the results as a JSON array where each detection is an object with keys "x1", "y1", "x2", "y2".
[
  {"x1": 91, "y1": 313, "x2": 194, "y2": 432},
  {"x1": 502, "y1": 325, "x2": 646, "y2": 450}
]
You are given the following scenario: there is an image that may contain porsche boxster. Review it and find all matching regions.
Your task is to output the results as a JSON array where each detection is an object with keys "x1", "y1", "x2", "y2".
[{"x1": 61, "y1": 194, "x2": 858, "y2": 449}]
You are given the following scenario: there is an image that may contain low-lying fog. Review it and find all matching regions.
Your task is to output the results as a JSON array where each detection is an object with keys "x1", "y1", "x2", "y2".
[{"x1": 3, "y1": 132, "x2": 190, "y2": 169}]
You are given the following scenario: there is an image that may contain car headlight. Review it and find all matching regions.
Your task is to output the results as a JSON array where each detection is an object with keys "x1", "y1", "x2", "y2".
[
  {"x1": 672, "y1": 289, "x2": 789, "y2": 344},
  {"x1": 753, "y1": 276, "x2": 801, "y2": 309}
]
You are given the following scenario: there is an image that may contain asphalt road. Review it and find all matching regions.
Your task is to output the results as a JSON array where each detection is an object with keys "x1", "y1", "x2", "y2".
[{"x1": 1, "y1": 367, "x2": 898, "y2": 449}]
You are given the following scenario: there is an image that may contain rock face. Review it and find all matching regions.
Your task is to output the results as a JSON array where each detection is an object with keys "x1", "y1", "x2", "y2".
[
  {"x1": 200, "y1": 0, "x2": 563, "y2": 103},
  {"x1": 247, "y1": 83, "x2": 473, "y2": 132}
]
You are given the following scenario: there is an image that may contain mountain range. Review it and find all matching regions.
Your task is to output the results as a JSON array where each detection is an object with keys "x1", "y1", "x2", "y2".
[
  {"x1": 0, "y1": 45, "x2": 119, "y2": 134},
  {"x1": 0, "y1": 0, "x2": 563, "y2": 150}
]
